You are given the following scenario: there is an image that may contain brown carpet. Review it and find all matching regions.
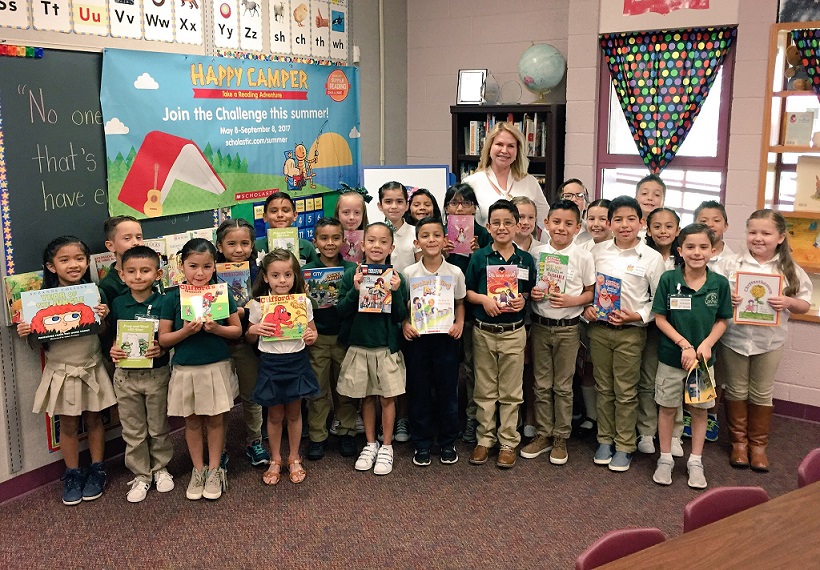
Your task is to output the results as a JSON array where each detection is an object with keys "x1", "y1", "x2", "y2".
[{"x1": 1, "y1": 409, "x2": 818, "y2": 569}]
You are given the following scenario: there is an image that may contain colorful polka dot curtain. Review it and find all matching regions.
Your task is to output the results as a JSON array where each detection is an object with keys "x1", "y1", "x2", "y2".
[
  {"x1": 600, "y1": 27, "x2": 737, "y2": 173},
  {"x1": 791, "y1": 30, "x2": 820, "y2": 96}
]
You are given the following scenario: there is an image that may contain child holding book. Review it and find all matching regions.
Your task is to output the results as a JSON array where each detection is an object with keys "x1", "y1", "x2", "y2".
[
  {"x1": 18, "y1": 236, "x2": 115, "y2": 505},
  {"x1": 302, "y1": 217, "x2": 358, "y2": 460},
  {"x1": 651, "y1": 223, "x2": 732, "y2": 489},
  {"x1": 108, "y1": 246, "x2": 174, "y2": 503},
  {"x1": 335, "y1": 185, "x2": 370, "y2": 264},
  {"x1": 254, "y1": 192, "x2": 320, "y2": 266},
  {"x1": 583, "y1": 196, "x2": 665, "y2": 472},
  {"x1": 466, "y1": 200, "x2": 537, "y2": 469},
  {"x1": 336, "y1": 222, "x2": 409, "y2": 475},
  {"x1": 159, "y1": 238, "x2": 243, "y2": 501},
  {"x1": 522, "y1": 200, "x2": 595, "y2": 465},
  {"x1": 99, "y1": 216, "x2": 144, "y2": 302},
  {"x1": 246, "y1": 249, "x2": 320, "y2": 486},
  {"x1": 402, "y1": 217, "x2": 466, "y2": 466},
  {"x1": 714, "y1": 209, "x2": 812, "y2": 471}
]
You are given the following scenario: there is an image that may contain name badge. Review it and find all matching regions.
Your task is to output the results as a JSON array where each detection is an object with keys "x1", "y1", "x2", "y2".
[
  {"x1": 625, "y1": 264, "x2": 646, "y2": 277},
  {"x1": 567, "y1": 269, "x2": 576, "y2": 281},
  {"x1": 668, "y1": 296, "x2": 692, "y2": 310},
  {"x1": 518, "y1": 267, "x2": 530, "y2": 281},
  {"x1": 136, "y1": 313, "x2": 160, "y2": 332}
]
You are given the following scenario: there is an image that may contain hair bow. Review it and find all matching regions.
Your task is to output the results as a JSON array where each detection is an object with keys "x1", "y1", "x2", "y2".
[{"x1": 337, "y1": 182, "x2": 373, "y2": 203}]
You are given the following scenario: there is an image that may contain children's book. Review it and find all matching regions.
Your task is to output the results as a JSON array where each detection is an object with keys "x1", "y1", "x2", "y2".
[
  {"x1": 303, "y1": 267, "x2": 345, "y2": 308},
  {"x1": 685, "y1": 354, "x2": 717, "y2": 405},
  {"x1": 783, "y1": 110, "x2": 815, "y2": 146},
  {"x1": 341, "y1": 230, "x2": 364, "y2": 263},
  {"x1": 487, "y1": 264, "x2": 518, "y2": 312},
  {"x1": 447, "y1": 215, "x2": 474, "y2": 256},
  {"x1": 115, "y1": 320, "x2": 155, "y2": 368},
  {"x1": 190, "y1": 227, "x2": 216, "y2": 243},
  {"x1": 179, "y1": 283, "x2": 230, "y2": 321},
  {"x1": 21, "y1": 283, "x2": 101, "y2": 341},
  {"x1": 593, "y1": 272, "x2": 621, "y2": 321},
  {"x1": 4, "y1": 270, "x2": 44, "y2": 325},
  {"x1": 537, "y1": 252, "x2": 569, "y2": 295},
  {"x1": 258, "y1": 294, "x2": 309, "y2": 341},
  {"x1": 734, "y1": 272, "x2": 783, "y2": 326},
  {"x1": 164, "y1": 231, "x2": 192, "y2": 288},
  {"x1": 143, "y1": 238, "x2": 167, "y2": 259},
  {"x1": 794, "y1": 155, "x2": 820, "y2": 212},
  {"x1": 90, "y1": 252, "x2": 117, "y2": 284},
  {"x1": 359, "y1": 264, "x2": 393, "y2": 313},
  {"x1": 267, "y1": 227, "x2": 299, "y2": 255},
  {"x1": 409, "y1": 275, "x2": 455, "y2": 334},
  {"x1": 216, "y1": 262, "x2": 252, "y2": 307}
]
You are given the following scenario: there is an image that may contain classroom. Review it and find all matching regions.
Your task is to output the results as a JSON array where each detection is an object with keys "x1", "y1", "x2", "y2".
[{"x1": 1, "y1": 0, "x2": 819, "y2": 568}]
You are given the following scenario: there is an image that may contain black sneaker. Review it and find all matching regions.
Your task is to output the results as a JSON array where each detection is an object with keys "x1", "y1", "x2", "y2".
[
  {"x1": 413, "y1": 449, "x2": 432, "y2": 467},
  {"x1": 307, "y1": 439, "x2": 326, "y2": 461},
  {"x1": 440, "y1": 447, "x2": 459, "y2": 465},
  {"x1": 82, "y1": 462, "x2": 106, "y2": 502},
  {"x1": 339, "y1": 435, "x2": 357, "y2": 457}
]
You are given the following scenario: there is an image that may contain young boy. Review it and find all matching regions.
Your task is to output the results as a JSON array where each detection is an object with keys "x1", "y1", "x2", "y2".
[
  {"x1": 402, "y1": 217, "x2": 466, "y2": 466},
  {"x1": 465, "y1": 200, "x2": 536, "y2": 469},
  {"x1": 254, "y1": 192, "x2": 320, "y2": 266},
  {"x1": 108, "y1": 246, "x2": 174, "y2": 503},
  {"x1": 302, "y1": 218, "x2": 357, "y2": 460},
  {"x1": 521, "y1": 200, "x2": 595, "y2": 465},
  {"x1": 99, "y1": 216, "x2": 144, "y2": 303},
  {"x1": 635, "y1": 174, "x2": 666, "y2": 225},
  {"x1": 584, "y1": 196, "x2": 665, "y2": 472}
]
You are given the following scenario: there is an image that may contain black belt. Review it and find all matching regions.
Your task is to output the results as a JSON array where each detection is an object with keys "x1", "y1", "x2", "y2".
[
  {"x1": 475, "y1": 320, "x2": 525, "y2": 333},
  {"x1": 533, "y1": 314, "x2": 580, "y2": 327},
  {"x1": 594, "y1": 321, "x2": 628, "y2": 330}
]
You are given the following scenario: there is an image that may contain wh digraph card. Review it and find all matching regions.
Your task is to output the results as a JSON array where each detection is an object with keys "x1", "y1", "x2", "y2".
[
  {"x1": 359, "y1": 264, "x2": 393, "y2": 313},
  {"x1": 304, "y1": 267, "x2": 345, "y2": 308},
  {"x1": 409, "y1": 275, "x2": 455, "y2": 334},
  {"x1": 735, "y1": 272, "x2": 783, "y2": 326},
  {"x1": 180, "y1": 283, "x2": 230, "y2": 321},
  {"x1": 487, "y1": 264, "x2": 518, "y2": 312},
  {"x1": 21, "y1": 283, "x2": 102, "y2": 342},
  {"x1": 116, "y1": 320, "x2": 155, "y2": 369},
  {"x1": 259, "y1": 294, "x2": 309, "y2": 341}
]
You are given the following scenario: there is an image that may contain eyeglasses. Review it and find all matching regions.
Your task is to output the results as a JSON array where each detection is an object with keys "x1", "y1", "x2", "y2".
[
  {"x1": 448, "y1": 200, "x2": 475, "y2": 208},
  {"x1": 562, "y1": 192, "x2": 587, "y2": 201},
  {"x1": 489, "y1": 220, "x2": 517, "y2": 228}
]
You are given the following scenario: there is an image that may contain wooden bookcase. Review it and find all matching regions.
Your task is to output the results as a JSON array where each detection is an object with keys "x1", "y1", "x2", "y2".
[{"x1": 450, "y1": 104, "x2": 566, "y2": 204}]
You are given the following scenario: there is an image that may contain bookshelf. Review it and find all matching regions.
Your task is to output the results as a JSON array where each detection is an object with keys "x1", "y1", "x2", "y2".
[{"x1": 450, "y1": 104, "x2": 566, "y2": 204}]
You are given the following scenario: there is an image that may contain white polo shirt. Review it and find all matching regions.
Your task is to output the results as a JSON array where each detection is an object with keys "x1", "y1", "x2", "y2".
[
  {"x1": 530, "y1": 240, "x2": 596, "y2": 321},
  {"x1": 403, "y1": 257, "x2": 467, "y2": 300}
]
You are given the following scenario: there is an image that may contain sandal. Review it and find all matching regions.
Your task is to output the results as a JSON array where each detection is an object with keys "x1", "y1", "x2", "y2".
[
  {"x1": 262, "y1": 460, "x2": 282, "y2": 486},
  {"x1": 288, "y1": 457, "x2": 306, "y2": 484}
]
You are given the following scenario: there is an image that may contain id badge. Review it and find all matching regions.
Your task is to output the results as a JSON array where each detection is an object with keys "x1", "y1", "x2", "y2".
[
  {"x1": 625, "y1": 264, "x2": 646, "y2": 277},
  {"x1": 518, "y1": 267, "x2": 530, "y2": 281},
  {"x1": 668, "y1": 295, "x2": 692, "y2": 310},
  {"x1": 135, "y1": 313, "x2": 160, "y2": 332}
]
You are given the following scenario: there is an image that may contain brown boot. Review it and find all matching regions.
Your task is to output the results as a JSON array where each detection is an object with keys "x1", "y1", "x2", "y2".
[
  {"x1": 748, "y1": 404, "x2": 774, "y2": 472},
  {"x1": 725, "y1": 399, "x2": 749, "y2": 468}
]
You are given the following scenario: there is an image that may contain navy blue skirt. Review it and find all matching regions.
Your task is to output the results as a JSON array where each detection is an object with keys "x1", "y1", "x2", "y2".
[{"x1": 252, "y1": 349, "x2": 319, "y2": 407}]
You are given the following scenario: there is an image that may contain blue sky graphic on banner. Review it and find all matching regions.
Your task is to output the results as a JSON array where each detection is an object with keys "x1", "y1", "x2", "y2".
[{"x1": 100, "y1": 48, "x2": 360, "y2": 219}]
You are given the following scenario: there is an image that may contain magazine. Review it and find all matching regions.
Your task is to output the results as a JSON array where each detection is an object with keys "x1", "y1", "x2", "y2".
[
  {"x1": 115, "y1": 320, "x2": 155, "y2": 368},
  {"x1": 685, "y1": 354, "x2": 717, "y2": 405},
  {"x1": 447, "y1": 215, "x2": 474, "y2": 256},
  {"x1": 359, "y1": 264, "x2": 393, "y2": 313},
  {"x1": 4, "y1": 270, "x2": 44, "y2": 325},
  {"x1": 267, "y1": 227, "x2": 299, "y2": 255},
  {"x1": 487, "y1": 264, "x2": 518, "y2": 312},
  {"x1": 303, "y1": 267, "x2": 345, "y2": 308},
  {"x1": 593, "y1": 272, "x2": 621, "y2": 321},
  {"x1": 341, "y1": 230, "x2": 364, "y2": 263},
  {"x1": 409, "y1": 275, "x2": 455, "y2": 334},
  {"x1": 21, "y1": 283, "x2": 101, "y2": 341},
  {"x1": 258, "y1": 294, "x2": 309, "y2": 341},
  {"x1": 537, "y1": 252, "x2": 569, "y2": 295},
  {"x1": 216, "y1": 262, "x2": 252, "y2": 307},
  {"x1": 179, "y1": 283, "x2": 230, "y2": 321},
  {"x1": 90, "y1": 252, "x2": 117, "y2": 284},
  {"x1": 735, "y1": 272, "x2": 783, "y2": 326}
]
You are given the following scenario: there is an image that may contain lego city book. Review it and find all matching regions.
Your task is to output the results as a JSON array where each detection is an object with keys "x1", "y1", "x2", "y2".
[
  {"x1": 487, "y1": 264, "x2": 518, "y2": 312},
  {"x1": 303, "y1": 267, "x2": 345, "y2": 308},
  {"x1": 685, "y1": 353, "x2": 717, "y2": 405},
  {"x1": 593, "y1": 272, "x2": 621, "y2": 321},
  {"x1": 21, "y1": 283, "x2": 102, "y2": 342},
  {"x1": 267, "y1": 227, "x2": 299, "y2": 255},
  {"x1": 4, "y1": 270, "x2": 44, "y2": 325},
  {"x1": 179, "y1": 283, "x2": 230, "y2": 321},
  {"x1": 409, "y1": 275, "x2": 455, "y2": 334},
  {"x1": 115, "y1": 320, "x2": 155, "y2": 369},
  {"x1": 359, "y1": 264, "x2": 393, "y2": 313},
  {"x1": 341, "y1": 230, "x2": 364, "y2": 263},
  {"x1": 536, "y1": 252, "x2": 569, "y2": 295},
  {"x1": 216, "y1": 262, "x2": 252, "y2": 307},
  {"x1": 447, "y1": 215, "x2": 474, "y2": 255},
  {"x1": 258, "y1": 294, "x2": 309, "y2": 341}
]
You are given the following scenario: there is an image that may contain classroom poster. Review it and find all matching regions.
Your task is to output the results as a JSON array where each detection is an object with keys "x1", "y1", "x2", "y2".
[{"x1": 100, "y1": 49, "x2": 360, "y2": 219}]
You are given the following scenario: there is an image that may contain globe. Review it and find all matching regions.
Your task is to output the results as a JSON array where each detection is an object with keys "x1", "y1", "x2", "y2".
[{"x1": 518, "y1": 43, "x2": 566, "y2": 102}]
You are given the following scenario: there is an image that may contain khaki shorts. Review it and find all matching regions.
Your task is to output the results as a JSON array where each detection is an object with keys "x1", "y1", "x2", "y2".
[
  {"x1": 337, "y1": 346, "x2": 406, "y2": 398},
  {"x1": 655, "y1": 361, "x2": 715, "y2": 410}
]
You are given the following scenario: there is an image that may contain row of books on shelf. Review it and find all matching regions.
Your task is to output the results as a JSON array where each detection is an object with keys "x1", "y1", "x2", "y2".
[{"x1": 463, "y1": 112, "x2": 550, "y2": 157}]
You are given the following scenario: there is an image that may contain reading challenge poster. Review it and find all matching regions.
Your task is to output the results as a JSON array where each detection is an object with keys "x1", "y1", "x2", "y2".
[{"x1": 100, "y1": 49, "x2": 360, "y2": 219}]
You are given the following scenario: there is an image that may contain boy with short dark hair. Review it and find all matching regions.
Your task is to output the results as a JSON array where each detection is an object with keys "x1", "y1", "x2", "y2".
[
  {"x1": 254, "y1": 191, "x2": 320, "y2": 266},
  {"x1": 100, "y1": 215, "x2": 144, "y2": 303},
  {"x1": 465, "y1": 200, "x2": 536, "y2": 469}
]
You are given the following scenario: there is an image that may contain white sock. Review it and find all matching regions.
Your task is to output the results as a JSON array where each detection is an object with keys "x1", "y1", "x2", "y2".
[
  {"x1": 582, "y1": 385, "x2": 597, "y2": 420},
  {"x1": 660, "y1": 452, "x2": 673, "y2": 462},
  {"x1": 381, "y1": 444, "x2": 392, "y2": 452},
  {"x1": 688, "y1": 453, "x2": 702, "y2": 464}
]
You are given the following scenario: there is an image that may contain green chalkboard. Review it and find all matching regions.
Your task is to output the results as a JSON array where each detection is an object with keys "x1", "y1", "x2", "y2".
[{"x1": 0, "y1": 49, "x2": 215, "y2": 275}]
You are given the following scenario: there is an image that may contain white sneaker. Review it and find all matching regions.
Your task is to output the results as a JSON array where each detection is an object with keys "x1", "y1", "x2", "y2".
[
  {"x1": 202, "y1": 468, "x2": 225, "y2": 500},
  {"x1": 126, "y1": 478, "x2": 150, "y2": 503},
  {"x1": 374, "y1": 445, "x2": 394, "y2": 475},
  {"x1": 637, "y1": 435, "x2": 656, "y2": 454},
  {"x1": 394, "y1": 417, "x2": 410, "y2": 443},
  {"x1": 154, "y1": 469, "x2": 174, "y2": 493},
  {"x1": 671, "y1": 437, "x2": 684, "y2": 458},
  {"x1": 355, "y1": 442, "x2": 380, "y2": 471},
  {"x1": 185, "y1": 467, "x2": 206, "y2": 500},
  {"x1": 329, "y1": 417, "x2": 341, "y2": 436},
  {"x1": 355, "y1": 413, "x2": 365, "y2": 435}
]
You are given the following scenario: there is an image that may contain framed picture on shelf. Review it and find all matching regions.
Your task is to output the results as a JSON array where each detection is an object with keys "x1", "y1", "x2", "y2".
[{"x1": 456, "y1": 69, "x2": 487, "y2": 105}]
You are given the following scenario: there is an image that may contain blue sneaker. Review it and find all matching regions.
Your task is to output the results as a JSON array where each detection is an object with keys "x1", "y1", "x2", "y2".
[
  {"x1": 82, "y1": 462, "x2": 106, "y2": 501},
  {"x1": 245, "y1": 439, "x2": 271, "y2": 466},
  {"x1": 682, "y1": 409, "x2": 692, "y2": 438},
  {"x1": 705, "y1": 413, "x2": 719, "y2": 442},
  {"x1": 608, "y1": 451, "x2": 633, "y2": 472},
  {"x1": 593, "y1": 443, "x2": 614, "y2": 465},
  {"x1": 61, "y1": 468, "x2": 85, "y2": 506}
]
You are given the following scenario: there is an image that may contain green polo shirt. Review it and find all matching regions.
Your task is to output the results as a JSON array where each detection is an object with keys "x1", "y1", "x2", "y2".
[
  {"x1": 465, "y1": 243, "x2": 537, "y2": 324},
  {"x1": 303, "y1": 257, "x2": 356, "y2": 336},
  {"x1": 159, "y1": 287, "x2": 237, "y2": 366},
  {"x1": 98, "y1": 263, "x2": 130, "y2": 304},
  {"x1": 652, "y1": 267, "x2": 732, "y2": 368},
  {"x1": 109, "y1": 291, "x2": 169, "y2": 368},
  {"x1": 254, "y1": 236, "x2": 319, "y2": 265}
]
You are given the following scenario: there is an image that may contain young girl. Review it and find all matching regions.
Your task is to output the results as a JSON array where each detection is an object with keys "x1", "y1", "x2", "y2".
[
  {"x1": 377, "y1": 181, "x2": 414, "y2": 275},
  {"x1": 404, "y1": 188, "x2": 442, "y2": 226},
  {"x1": 336, "y1": 222, "x2": 409, "y2": 475},
  {"x1": 715, "y1": 209, "x2": 812, "y2": 472},
  {"x1": 246, "y1": 249, "x2": 319, "y2": 486},
  {"x1": 18, "y1": 237, "x2": 115, "y2": 506},
  {"x1": 579, "y1": 199, "x2": 611, "y2": 252},
  {"x1": 159, "y1": 238, "x2": 242, "y2": 501},
  {"x1": 215, "y1": 218, "x2": 270, "y2": 468},
  {"x1": 646, "y1": 207, "x2": 683, "y2": 271}
]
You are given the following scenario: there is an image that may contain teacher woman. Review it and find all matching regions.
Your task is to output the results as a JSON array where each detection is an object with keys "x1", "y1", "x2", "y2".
[{"x1": 463, "y1": 122, "x2": 550, "y2": 231}]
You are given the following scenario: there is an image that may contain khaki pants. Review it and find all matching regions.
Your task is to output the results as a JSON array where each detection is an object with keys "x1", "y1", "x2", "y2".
[
  {"x1": 231, "y1": 343, "x2": 263, "y2": 443},
  {"x1": 637, "y1": 324, "x2": 685, "y2": 438},
  {"x1": 587, "y1": 323, "x2": 646, "y2": 453},
  {"x1": 308, "y1": 334, "x2": 357, "y2": 439},
  {"x1": 113, "y1": 366, "x2": 173, "y2": 482},
  {"x1": 717, "y1": 343, "x2": 783, "y2": 405},
  {"x1": 473, "y1": 325, "x2": 526, "y2": 449},
  {"x1": 530, "y1": 322, "x2": 579, "y2": 438}
]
